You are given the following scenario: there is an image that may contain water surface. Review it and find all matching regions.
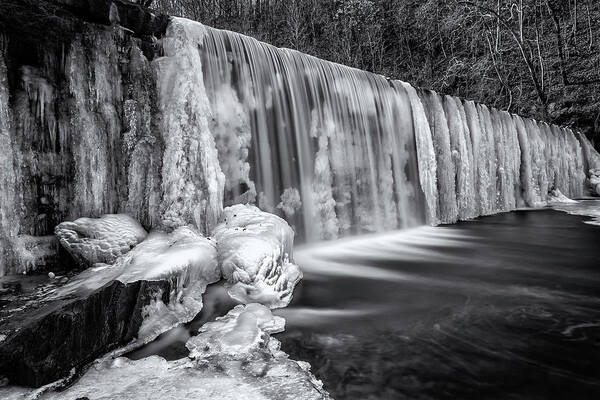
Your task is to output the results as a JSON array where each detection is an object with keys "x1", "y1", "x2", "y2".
[{"x1": 276, "y1": 206, "x2": 600, "y2": 399}]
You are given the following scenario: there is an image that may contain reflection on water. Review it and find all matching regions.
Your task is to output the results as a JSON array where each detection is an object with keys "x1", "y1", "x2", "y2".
[{"x1": 276, "y1": 207, "x2": 600, "y2": 399}]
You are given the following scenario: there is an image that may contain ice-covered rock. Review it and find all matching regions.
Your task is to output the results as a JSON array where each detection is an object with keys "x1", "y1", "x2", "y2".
[
  {"x1": 589, "y1": 169, "x2": 600, "y2": 196},
  {"x1": 55, "y1": 226, "x2": 221, "y2": 343},
  {"x1": 186, "y1": 303, "x2": 285, "y2": 359},
  {"x1": 212, "y1": 205, "x2": 302, "y2": 308},
  {"x1": 115, "y1": 227, "x2": 221, "y2": 341},
  {"x1": 0, "y1": 227, "x2": 219, "y2": 387},
  {"x1": 3, "y1": 308, "x2": 331, "y2": 400},
  {"x1": 55, "y1": 214, "x2": 147, "y2": 266},
  {"x1": 547, "y1": 189, "x2": 578, "y2": 204}
]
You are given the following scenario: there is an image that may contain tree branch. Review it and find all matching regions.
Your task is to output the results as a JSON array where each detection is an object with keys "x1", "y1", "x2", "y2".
[
  {"x1": 459, "y1": 0, "x2": 548, "y2": 111},
  {"x1": 546, "y1": 0, "x2": 600, "y2": 86}
]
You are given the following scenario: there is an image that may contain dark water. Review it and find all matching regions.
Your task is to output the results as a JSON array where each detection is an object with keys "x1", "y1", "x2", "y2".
[{"x1": 275, "y1": 208, "x2": 600, "y2": 400}]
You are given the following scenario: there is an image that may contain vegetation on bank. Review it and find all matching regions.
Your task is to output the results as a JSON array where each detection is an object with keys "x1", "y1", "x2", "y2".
[{"x1": 151, "y1": 0, "x2": 600, "y2": 146}]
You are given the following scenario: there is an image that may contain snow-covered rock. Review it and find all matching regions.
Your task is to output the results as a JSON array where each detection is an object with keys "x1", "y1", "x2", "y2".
[
  {"x1": 212, "y1": 205, "x2": 302, "y2": 309},
  {"x1": 55, "y1": 214, "x2": 147, "y2": 266}
]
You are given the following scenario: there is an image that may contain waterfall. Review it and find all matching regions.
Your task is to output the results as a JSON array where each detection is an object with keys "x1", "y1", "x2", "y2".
[
  {"x1": 195, "y1": 19, "x2": 425, "y2": 240},
  {"x1": 0, "y1": 15, "x2": 598, "y2": 276}
]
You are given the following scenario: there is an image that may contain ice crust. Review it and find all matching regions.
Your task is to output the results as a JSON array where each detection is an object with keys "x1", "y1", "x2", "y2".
[
  {"x1": 53, "y1": 226, "x2": 220, "y2": 343},
  {"x1": 547, "y1": 189, "x2": 578, "y2": 204},
  {"x1": 1, "y1": 305, "x2": 331, "y2": 400},
  {"x1": 187, "y1": 303, "x2": 285, "y2": 358},
  {"x1": 589, "y1": 169, "x2": 600, "y2": 196},
  {"x1": 212, "y1": 205, "x2": 303, "y2": 308},
  {"x1": 54, "y1": 214, "x2": 147, "y2": 266}
]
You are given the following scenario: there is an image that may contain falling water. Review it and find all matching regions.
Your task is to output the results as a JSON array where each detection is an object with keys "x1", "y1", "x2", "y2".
[
  {"x1": 188, "y1": 17, "x2": 592, "y2": 231},
  {"x1": 197, "y1": 21, "x2": 425, "y2": 240},
  {"x1": 0, "y1": 16, "x2": 599, "y2": 275}
]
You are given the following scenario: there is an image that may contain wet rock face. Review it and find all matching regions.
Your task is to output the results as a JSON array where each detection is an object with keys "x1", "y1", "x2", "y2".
[
  {"x1": 13, "y1": 0, "x2": 170, "y2": 38},
  {"x1": 0, "y1": 277, "x2": 172, "y2": 387}
]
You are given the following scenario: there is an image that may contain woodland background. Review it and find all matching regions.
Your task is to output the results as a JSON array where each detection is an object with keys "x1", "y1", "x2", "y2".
[{"x1": 150, "y1": 0, "x2": 600, "y2": 146}]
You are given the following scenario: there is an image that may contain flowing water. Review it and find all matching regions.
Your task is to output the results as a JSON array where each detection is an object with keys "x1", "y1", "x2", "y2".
[
  {"x1": 127, "y1": 203, "x2": 600, "y2": 399},
  {"x1": 276, "y1": 205, "x2": 600, "y2": 399},
  {"x1": 3, "y1": 17, "x2": 598, "y2": 275}
]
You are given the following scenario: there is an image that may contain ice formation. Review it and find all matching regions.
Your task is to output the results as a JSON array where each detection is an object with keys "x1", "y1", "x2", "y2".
[
  {"x1": 277, "y1": 188, "x2": 303, "y2": 219},
  {"x1": 53, "y1": 226, "x2": 220, "y2": 343},
  {"x1": 116, "y1": 227, "x2": 221, "y2": 341},
  {"x1": 0, "y1": 53, "x2": 23, "y2": 277},
  {"x1": 589, "y1": 169, "x2": 600, "y2": 196},
  {"x1": 156, "y1": 17, "x2": 225, "y2": 233},
  {"x1": 54, "y1": 214, "x2": 147, "y2": 266},
  {"x1": 551, "y1": 200, "x2": 600, "y2": 226},
  {"x1": 0, "y1": 304, "x2": 330, "y2": 400},
  {"x1": 212, "y1": 205, "x2": 302, "y2": 308},
  {"x1": 547, "y1": 189, "x2": 578, "y2": 204},
  {"x1": 2, "y1": 13, "x2": 600, "y2": 275},
  {"x1": 7, "y1": 235, "x2": 59, "y2": 274},
  {"x1": 186, "y1": 303, "x2": 284, "y2": 358}
]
